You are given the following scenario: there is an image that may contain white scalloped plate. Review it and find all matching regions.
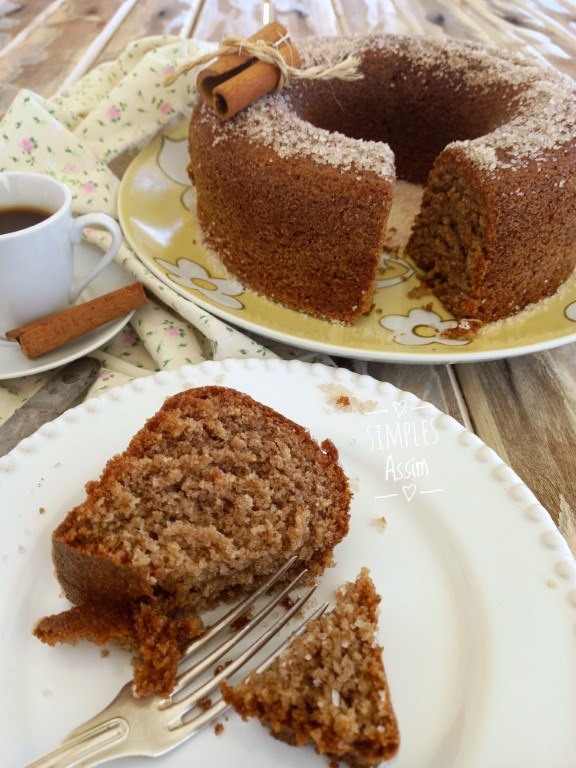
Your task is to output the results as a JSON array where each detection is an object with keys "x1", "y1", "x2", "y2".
[{"x1": 2, "y1": 360, "x2": 576, "y2": 767}]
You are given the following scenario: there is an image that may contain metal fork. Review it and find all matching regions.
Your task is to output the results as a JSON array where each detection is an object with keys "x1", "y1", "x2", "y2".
[{"x1": 24, "y1": 557, "x2": 326, "y2": 768}]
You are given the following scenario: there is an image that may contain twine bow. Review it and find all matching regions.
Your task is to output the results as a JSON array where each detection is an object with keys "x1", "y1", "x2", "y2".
[{"x1": 165, "y1": 35, "x2": 363, "y2": 91}]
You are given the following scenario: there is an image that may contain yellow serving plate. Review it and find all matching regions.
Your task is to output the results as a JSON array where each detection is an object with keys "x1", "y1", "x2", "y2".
[{"x1": 118, "y1": 120, "x2": 576, "y2": 363}]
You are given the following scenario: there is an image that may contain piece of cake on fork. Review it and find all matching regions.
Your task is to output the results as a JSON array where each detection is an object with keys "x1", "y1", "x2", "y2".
[{"x1": 222, "y1": 568, "x2": 400, "y2": 767}]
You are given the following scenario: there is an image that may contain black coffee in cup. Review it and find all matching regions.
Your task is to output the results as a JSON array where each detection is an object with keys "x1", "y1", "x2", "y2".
[{"x1": 0, "y1": 205, "x2": 52, "y2": 235}]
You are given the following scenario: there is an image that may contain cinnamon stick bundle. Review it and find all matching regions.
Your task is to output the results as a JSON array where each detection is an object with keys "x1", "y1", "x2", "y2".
[
  {"x1": 196, "y1": 22, "x2": 301, "y2": 120},
  {"x1": 166, "y1": 22, "x2": 360, "y2": 120},
  {"x1": 6, "y1": 282, "x2": 147, "y2": 358}
]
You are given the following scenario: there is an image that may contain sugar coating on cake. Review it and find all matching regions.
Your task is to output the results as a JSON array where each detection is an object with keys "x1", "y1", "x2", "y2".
[
  {"x1": 238, "y1": 33, "x2": 576, "y2": 174},
  {"x1": 34, "y1": 386, "x2": 351, "y2": 695},
  {"x1": 221, "y1": 568, "x2": 399, "y2": 767},
  {"x1": 188, "y1": 32, "x2": 576, "y2": 324},
  {"x1": 226, "y1": 92, "x2": 395, "y2": 178}
]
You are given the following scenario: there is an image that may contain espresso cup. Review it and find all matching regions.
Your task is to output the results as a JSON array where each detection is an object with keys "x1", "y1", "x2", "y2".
[{"x1": 0, "y1": 172, "x2": 122, "y2": 344}]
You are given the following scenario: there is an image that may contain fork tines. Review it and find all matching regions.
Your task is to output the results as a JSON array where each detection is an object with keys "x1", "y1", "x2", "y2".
[
  {"x1": 27, "y1": 559, "x2": 328, "y2": 767},
  {"x1": 165, "y1": 556, "x2": 328, "y2": 732}
]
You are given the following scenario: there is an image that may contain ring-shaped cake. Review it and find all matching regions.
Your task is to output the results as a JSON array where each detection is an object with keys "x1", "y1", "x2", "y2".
[{"x1": 188, "y1": 34, "x2": 576, "y2": 325}]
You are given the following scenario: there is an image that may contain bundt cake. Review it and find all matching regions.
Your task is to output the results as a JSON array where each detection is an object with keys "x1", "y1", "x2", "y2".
[
  {"x1": 221, "y1": 568, "x2": 400, "y2": 767},
  {"x1": 34, "y1": 386, "x2": 351, "y2": 695},
  {"x1": 188, "y1": 33, "x2": 576, "y2": 324}
]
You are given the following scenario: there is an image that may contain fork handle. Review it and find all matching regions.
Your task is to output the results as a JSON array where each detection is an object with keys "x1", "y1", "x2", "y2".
[{"x1": 23, "y1": 717, "x2": 128, "y2": 768}]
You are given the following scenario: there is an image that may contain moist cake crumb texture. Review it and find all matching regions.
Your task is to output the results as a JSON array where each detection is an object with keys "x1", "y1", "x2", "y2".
[
  {"x1": 34, "y1": 386, "x2": 351, "y2": 695},
  {"x1": 222, "y1": 568, "x2": 400, "y2": 767}
]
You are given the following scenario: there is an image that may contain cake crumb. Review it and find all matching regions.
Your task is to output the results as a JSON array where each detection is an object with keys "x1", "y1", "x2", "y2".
[
  {"x1": 440, "y1": 319, "x2": 483, "y2": 340},
  {"x1": 214, "y1": 660, "x2": 233, "y2": 675},
  {"x1": 319, "y1": 383, "x2": 377, "y2": 414},
  {"x1": 281, "y1": 594, "x2": 296, "y2": 610},
  {"x1": 230, "y1": 610, "x2": 253, "y2": 632},
  {"x1": 407, "y1": 281, "x2": 432, "y2": 299},
  {"x1": 214, "y1": 722, "x2": 224, "y2": 735}
]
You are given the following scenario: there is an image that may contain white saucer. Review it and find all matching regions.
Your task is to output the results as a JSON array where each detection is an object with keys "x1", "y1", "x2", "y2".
[{"x1": 0, "y1": 241, "x2": 135, "y2": 380}]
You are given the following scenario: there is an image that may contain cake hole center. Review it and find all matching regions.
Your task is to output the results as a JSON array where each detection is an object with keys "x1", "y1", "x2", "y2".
[{"x1": 383, "y1": 180, "x2": 424, "y2": 252}]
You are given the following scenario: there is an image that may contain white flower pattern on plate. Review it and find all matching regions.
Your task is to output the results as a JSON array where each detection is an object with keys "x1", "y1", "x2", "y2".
[
  {"x1": 155, "y1": 257, "x2": 244, "y2": 309},
  {"x1": 157, "y1": 137, "x2": 190, "y2": 186},
  {"x1": 380, "y1": 308, "x2": 470, "y2": 346},
  {"x1": 375, "y1": 255, "x2": 416, "y2": 288}
]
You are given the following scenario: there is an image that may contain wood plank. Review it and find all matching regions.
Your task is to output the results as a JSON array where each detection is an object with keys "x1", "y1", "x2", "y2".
[
  {"x1": 336, "y1": 0, "x2": 445, "y2": 36},
  {"x1": 91, "y1": 0, "x2": 204, "y2": 64},
  {"x1": 0, "y1": 0, "x2": 64, "y2": 52},
  {"x1": 455, "y1": 351, "x2": 576, "y2": 546},
  {"x1": 275, "y1": 1, "x2": 339, "y2": 38},
  {"x1": 89, "y1": 0, "x2": 341, "y2": 72},
  {"x1": 191, "y1": 0, "x2": 338, "y2": 42},
  {"x1": 191, "y1": 1, "x2": 270, "y2": 42},
  {"x1": 0, "y1": 0, "x2": 125, "y2": 113},
  {"x1": 545, "y1": 343, "x2": 576, "y2": 388}
]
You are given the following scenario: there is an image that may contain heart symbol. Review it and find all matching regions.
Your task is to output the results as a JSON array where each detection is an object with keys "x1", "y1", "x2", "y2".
[
  {"x1": 402, "y1": 484, "x2": 416, "y2": 502},
  {"x1": 393, "y1": 400, "x2": 407, "y2": 417}
]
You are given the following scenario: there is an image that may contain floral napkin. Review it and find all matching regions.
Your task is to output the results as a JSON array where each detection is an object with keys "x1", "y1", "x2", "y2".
[{"x1": 0, "y1": 35, "x2": 332, "y2": 425}]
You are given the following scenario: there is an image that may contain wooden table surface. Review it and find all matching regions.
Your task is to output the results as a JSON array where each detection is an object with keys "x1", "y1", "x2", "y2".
[{"x1": 2, "y1": 0, "x2": 576, "y2": 555}]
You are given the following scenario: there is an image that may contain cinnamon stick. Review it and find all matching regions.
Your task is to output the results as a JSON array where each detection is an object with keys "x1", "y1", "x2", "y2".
[
  {"x1": 197, "y1": 22, "x2": 301, "y2": 120},
  {"x1": 6, "y1": 282, "x2": 147, "y2": 358}
]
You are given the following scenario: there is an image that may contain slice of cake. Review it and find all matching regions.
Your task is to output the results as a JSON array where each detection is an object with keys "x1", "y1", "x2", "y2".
[
  {"x1": 221, "y1": 569, "x2": 400, "y2": 767},
  {"x1": 34, "y1": 386, "x2": 351, "y2": 695}
]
